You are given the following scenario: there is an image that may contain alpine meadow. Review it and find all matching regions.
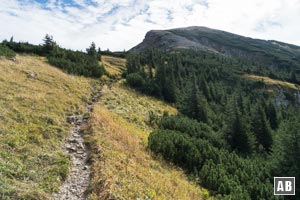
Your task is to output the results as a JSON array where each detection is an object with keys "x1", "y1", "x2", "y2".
[{"x1": 1, "y1": 1, "x2": 300, "y2": 199}]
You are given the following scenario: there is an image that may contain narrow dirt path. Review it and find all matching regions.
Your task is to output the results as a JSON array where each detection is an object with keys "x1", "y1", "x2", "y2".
[{"x1": 52, "y1": 88, "x2": 102, "y2": 200}]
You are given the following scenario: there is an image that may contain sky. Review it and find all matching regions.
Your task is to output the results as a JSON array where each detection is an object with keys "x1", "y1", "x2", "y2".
[{"x1": 1, "y1": 0, "x2": 300, "y2": 51}]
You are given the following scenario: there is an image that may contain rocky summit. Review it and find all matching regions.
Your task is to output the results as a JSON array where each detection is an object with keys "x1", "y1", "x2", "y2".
[{"x1": 131, "y1": 26, "x2": 300, "y2": 70}]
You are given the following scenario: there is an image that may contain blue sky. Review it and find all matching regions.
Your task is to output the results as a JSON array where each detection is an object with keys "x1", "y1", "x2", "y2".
[{"x1": 1, "y1": 0, "x2": 300, "y2": 51}]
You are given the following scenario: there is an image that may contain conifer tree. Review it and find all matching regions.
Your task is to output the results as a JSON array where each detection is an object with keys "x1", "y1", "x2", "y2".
[
  {"x1": 266, "y1": 102, "x2": 278, "y2": 130},
  {"x1": 200, "y1": 77, "x2": 211, "y2": 101},
  {"x1": 86, "y1": 42, "x2": 97, "y2": 58},
  {"x1": 149, "y1": 62, "x2": 154, "y2": 79},
  {"x1": 97, "y1": 47, "x2": 102, "y2": 61},
  {"x1": 163, "y1": 71, "x2": 177, "y2": 102},
  {"x1": 290, "y1": 69, "x2": 298, "y2": 83},
  {"x1": 155, "y1": 62, "x2": 166, "y2": 94},
  {"x1": 147, "y1": 49, "x2": 154, "y2": 79},
  {"x1": 225, "y1": 97, "x2": 254, "y2": 154},
  {"x1": 182, "y1": 77, "x2": 209, "y2": 123},
  {"x1": 273, "y1": 115, "x2": 300, "y2": 198},
  {"x1": 43, "y1": 34, "x2": 56, "y2": 54},
  {"x1": 251, "y1": 105, "x2": 273, "y2": 152}
]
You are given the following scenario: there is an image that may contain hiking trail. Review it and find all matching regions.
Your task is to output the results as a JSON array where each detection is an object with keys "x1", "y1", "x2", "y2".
[{"x1": 52, "y1": 87, "x2": 102, "y2": 200}]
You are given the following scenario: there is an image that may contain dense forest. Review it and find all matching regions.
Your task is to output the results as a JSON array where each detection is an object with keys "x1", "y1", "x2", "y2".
[
  {"x1": 0, "y1": 35, "x2": 104, "y2": 78},
  {"x1": 125, "y1": 49, "x2": 300, "y2": 199}
]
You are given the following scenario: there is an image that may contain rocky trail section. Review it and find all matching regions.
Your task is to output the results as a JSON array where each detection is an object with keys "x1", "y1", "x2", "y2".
[{"x1": 52, "y1": 87, "x2": 102, "y2": 200}]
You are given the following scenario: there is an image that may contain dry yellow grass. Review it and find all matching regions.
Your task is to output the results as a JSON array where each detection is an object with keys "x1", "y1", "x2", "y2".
[
  {"x1": 102, "y1": 56, "x2": 126, "y2": 77},
  {"x1": 85, "y1": 82, "x2": 210, "y2": 200},
  {"x1": 243, "y1": 74, "x2": 300, "y2": 90},
  {"x1": 100, "y1": 81, "x2": 177, "y2": 136},
  {"x1": 0, "y1": 55, "x2": 98, "y2": 199}
]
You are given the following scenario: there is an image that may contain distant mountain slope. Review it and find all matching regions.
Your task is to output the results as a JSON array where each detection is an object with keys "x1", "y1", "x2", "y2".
[{"x1": 131, "y1": 26, "x2": 300, "y2": 70}]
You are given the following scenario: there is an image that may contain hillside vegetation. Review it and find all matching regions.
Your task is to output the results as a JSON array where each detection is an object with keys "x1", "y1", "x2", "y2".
[
  {"x1": 125, "y1": 48, "x2": 300, "y2": 199},
  {"x1": 1, "y1": 36, "x2": 105, "y2": 78},
  {"x1": 1, "y1": 27, "x2": 300, "y2": 199},
  {"x1": 0, "y1": 55, "x2": 98, "y2": 199},
  {"x1": 85, "y1": 80, "x2": 211, "y2": 199},
  {"x1": 131, "y1": 26, "x2": 300, "y2": 81},
  {"x1": 0, "y1": 54, "x2": 213, "y2": 199},
  {"x1": 102, "y1": 55, "x2": 126, "y2": 78},
  {"x1": 0, "y1": 44, "x2": 16, "y2": 58}
]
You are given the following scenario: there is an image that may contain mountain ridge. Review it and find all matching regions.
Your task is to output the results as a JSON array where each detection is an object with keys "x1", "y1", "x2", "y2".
[{"x1": 131, "y1": 26, "x2": 300, "y2": 70}]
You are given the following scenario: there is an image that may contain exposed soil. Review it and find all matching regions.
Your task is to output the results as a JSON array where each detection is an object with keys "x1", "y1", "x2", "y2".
[{"x1": 52, "y1": 88, "x2": 102, "y2": 200}]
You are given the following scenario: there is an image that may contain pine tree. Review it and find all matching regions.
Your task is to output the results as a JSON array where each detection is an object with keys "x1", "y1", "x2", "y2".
[
  {"x1": 97, "y1": 47, "x2": 102, "y2": 61},
  {"x1": 148, "y1": 63, "x2": 153, "y2": 79},
  {"x1": 43, "y1": 34, "x2": 56, "y2": 54},
  {"x1": 155, "y1": 62, "x2": 166, "y2": 94},
  {"x1": 225, "y1": 97, "x2": 254, "y2": 154},
  {"x1": 200, "y1": 77, "x2": 211, "y2": 101},
  {"x1": 266, "y1": 102, "x2": 278, "y2": 130},
  {"x1": 251, "y1": 105, "x2": 273, "y2": 152},
  {"x1": 290, "y1": 69, "x2": 298, "y2": 83},
  {"x1": 182, "y1": 77, "x2": 209, "y2": 123},
  {"x1": 126, "y1": 53, "x2": 141, "y2": 74},
  {"x1": 148, "y1": 49, "x2": 154, "y2": 79},
  {"x1": 273, "y1": 115, "x2": 300, "y2": 198},
  {"x1": 163, "y1": 71, "x2": 177, "y2": 102},
  {"x1": 86, "y1": 42, "x2": 97, "y2": 58}
]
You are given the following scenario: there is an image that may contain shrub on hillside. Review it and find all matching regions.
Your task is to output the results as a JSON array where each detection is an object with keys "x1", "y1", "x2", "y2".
[
  {"x1": 1, "y1": 36, "x2": 105, "y2": 78},
  {"x1": 2, "y1": 40, "x2": 43, "y2": 55},
  {"x1": 126, "y1": 73, "x2": 145, "y2": 88},
  {"x1": 0, "y1": 44, "x2": 16, "y2": 58}
]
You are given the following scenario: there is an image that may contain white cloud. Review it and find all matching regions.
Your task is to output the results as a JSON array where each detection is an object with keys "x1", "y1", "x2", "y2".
[{"x1": 0, "y1": 0, "x2": 299, "y2": 51}]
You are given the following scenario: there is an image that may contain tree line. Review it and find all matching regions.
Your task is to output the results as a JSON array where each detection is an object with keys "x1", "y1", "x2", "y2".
[{"x1": 1, "y1": 35, "x2": 105, "y2": 78}]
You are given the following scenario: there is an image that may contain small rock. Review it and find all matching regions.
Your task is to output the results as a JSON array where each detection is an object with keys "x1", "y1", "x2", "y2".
[
  {"x1": 77, "y1": 150, "x2": 84, "y2": 154},
  {"x1": 77, "y1": 143, "x2": 85, "y2": 150},
  {"x1": 75, "y1": 122, "x2": 82, "y2": 126},
  {"x1": 66, "y1": 145, "x2": 76, "y2": 152},
  {"x1": 68, "y1": 138, "x2": 78, "y2": 143},
  {"x1": 9, "y1": 57, "x2": 17, "y2": 62},
  {"x1": 66, "y1": 116, "x2": 75, "y2": 123},
  {"x1": 27, "y1": 72, "x2": 38, "y2": 78}
]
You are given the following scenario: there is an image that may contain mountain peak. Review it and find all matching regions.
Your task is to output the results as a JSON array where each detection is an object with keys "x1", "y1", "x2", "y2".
[{"x1": 130, "y1": 26, "x2": 300, "y2": 69}]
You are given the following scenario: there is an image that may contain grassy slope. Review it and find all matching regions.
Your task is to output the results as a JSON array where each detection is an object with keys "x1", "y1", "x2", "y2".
[
  {"x1": 85, "y1": 76, "x2": 211, "y2": 198},
  {"x1": 243, "y1": 74, "x2": 300, "y2": 90},
  {"x1": 0, "y1": 54, "x2": 211, "y2": 199},
  {"x1": 102, "y1": 55, "x2": 126, "y2": 78},
  {"x1": 0, "y1": 55, "x2": 97, "y2": 199}
]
